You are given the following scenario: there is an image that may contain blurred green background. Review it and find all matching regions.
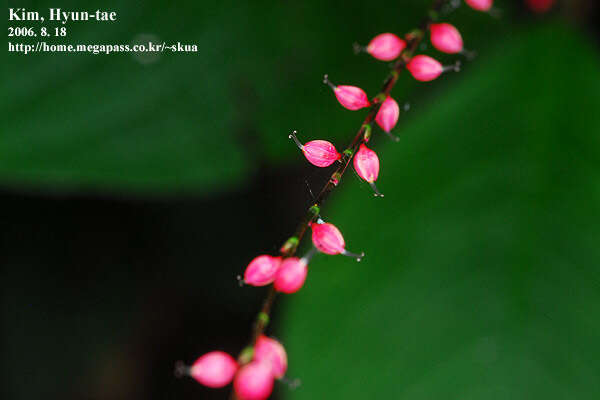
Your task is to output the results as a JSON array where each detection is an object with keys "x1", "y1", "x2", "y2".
[{"x1": 2, "y1": 0, "x2": 599, "y2": 399}]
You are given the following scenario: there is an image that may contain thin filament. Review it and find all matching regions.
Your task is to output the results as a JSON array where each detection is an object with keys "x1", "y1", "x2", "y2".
[
  {"x1": 323, "y1": 74, "x2": 336, "y2": 90},
  {"x1": 369, "y1": 181, "x2": 384, "y2": 197},
  {"x1": 442, "y1": 60, "x2": 461, "y2": 73},
  {"x1": 288, "y1": 130, "x2": 304, "y2": 149},
  {"x1": 174, "y1": 361, "x2": 191, "y2": 378},
  {"x1": 341, "y1": 249, "x2": 365, "y2": 262}
]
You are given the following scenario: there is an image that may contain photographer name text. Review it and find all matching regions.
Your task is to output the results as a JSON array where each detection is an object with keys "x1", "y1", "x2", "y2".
[
  {"x1": 7, "y1": 7, "x2": 199, "y2": 56},
  {"x1": 9, "y1": 8, "x2": 117, "y2": 24}
]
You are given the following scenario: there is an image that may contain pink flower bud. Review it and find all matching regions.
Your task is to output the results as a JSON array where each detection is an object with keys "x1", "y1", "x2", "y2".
[
  {"x1": 353, "y1": 144, "x2": 383, "y2": 197},
  {"x1": 324, "y1": 75, "x2": 370, "y2": 110},
  {"x1": 234, "y1": 361, "x2": 274, "y2": 400},
  {"x1": 375, "y1": 96, "x2": 399, "y2": 133},
  {"x1": 429, "y1": 23, "x2": 463, "y2": 54},
  {"x1": 335, "y1": 87, "x2": 370, "y2": 110},
  {"x1": 367, "y1": 33, "x2": 406, "y2": 61},
  {"x1": 310, "y1": 222, "x2": 344, "y2": 255},
  {"x1": 254, "y1": 335, "x2": 288, "y2": 378},
  {"x1": 274, "y1": 257, "x2": 308, "y2": 294},
  {"x1": 289, "y1": 131, "x2": 341, "y2": 167},
  {"x1": 310, "y1": 221, "x2": 364, "y2": 260},
  {"x1": 189, "y1": 351, "x2": 238, "y2": 388},
  {"x1": 244, "y1": 255, "x2": 282, "y2": 286},
  {"x1": 465, "y1": 0, "x2": 493, "y2": 11},
  {"x1": 406, "y1": 55, "x2": 443, "y2": 82}
]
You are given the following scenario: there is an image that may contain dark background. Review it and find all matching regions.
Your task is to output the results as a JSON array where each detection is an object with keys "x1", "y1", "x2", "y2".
[{"x1": 2, "y1": 1, "x2": 600, "y2": 399}]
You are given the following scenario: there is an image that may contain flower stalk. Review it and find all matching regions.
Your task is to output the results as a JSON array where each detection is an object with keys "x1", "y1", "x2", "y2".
[
  {"x1": 177, "y1": 1, "x2": 491, "y2": 398},
  {"x1": 236, "y1": 0, "x2": 450, "y2": 387}
]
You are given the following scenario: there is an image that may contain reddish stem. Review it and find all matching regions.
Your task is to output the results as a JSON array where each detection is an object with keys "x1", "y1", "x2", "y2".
[{"x1": 231, "y1": 0, "x2": 449, "y2": 397}]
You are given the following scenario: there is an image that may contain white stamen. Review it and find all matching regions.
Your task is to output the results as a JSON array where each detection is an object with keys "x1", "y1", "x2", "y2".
[
  {"x1": 323, "y1": 74, "x2": 337, "y2": 90},
  {"x1": 369, "y1": 182, "x2": 385, "y2": 197},
  {"x1": 342, "y1": 249, "x2": 365, "y2": 262},
  {"x1": 288, "y1": 130, "x2": 304, "y2": 150}
]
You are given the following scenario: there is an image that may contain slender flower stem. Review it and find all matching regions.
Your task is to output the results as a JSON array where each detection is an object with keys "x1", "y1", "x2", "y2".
[
  {"x1": 232, "y1": 1, "x2": 449, "y2": 396},
  {"x1": 250, "y1": 286, "x2": 277, "y2": 345}
]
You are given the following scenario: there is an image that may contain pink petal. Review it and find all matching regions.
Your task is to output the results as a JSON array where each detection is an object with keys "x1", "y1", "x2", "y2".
[
  {"x1": 465, "y1": 0, "x2": 493, "y2": 11},
  {"x1": 367, "y1": 33, "x2": 406, "y2": 61},
  {"x1": 244, "y1": 255, "x2": 282, "y2": 286},
  {"x1": 375, "y1": 96, "x2": 399, "y2": 133},
  {"x1": 334, "y1": 85, "x2": 370, "y2": 110},
  {"x1": 310, "y1": 222, "x2": 345, "y2": 255},
  {"x1": 353, "y1": 144, "x2": 379, "y2": 183},
  {"x1": 303, "y1": 140, "x2": 340, "y2": 167},
  {"x1": 234, "y1": 361, "x2": 274, "y2": 400},
  {"x1": 430, "y1": 23, "x2": 463, "y2": 54},
  {"x1": 254, "y1": 335, "x2": 288, "y2": 378},
  {"x1": 190, "y1": 351, "x2": 238, "y2": 388},
  {"x1": 274, "y1": 257, "x2": 308, "y2": 294},
  {"x1": 406, "y1": 55, "x2": 443, "y2": 82}
]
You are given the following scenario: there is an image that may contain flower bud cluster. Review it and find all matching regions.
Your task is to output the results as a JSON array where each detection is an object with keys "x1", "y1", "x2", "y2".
[
  {"x1": 181, "y1": 3, "x2": 488, "y2": 398},
  {"x1": 183, "y1": 335, "x2": 288, "y2": 400},
  {"x1": 292, "y1": 19, "x2": 468, "y2": 196},
  {"x1": 244, "y1": 219, "x2": 363, "y2": 289}
]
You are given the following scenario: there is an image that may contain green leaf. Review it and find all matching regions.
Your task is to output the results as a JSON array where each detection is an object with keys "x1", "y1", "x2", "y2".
[{"x1": 281, "y1": 23, "x2": 600, "y2": 400}]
